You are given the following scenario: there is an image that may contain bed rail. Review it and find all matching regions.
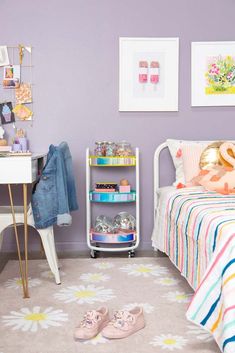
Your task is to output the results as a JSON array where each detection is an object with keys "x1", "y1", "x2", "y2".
[{"x1": 153, "y1": 142, "x2": 168, "y2": 217}]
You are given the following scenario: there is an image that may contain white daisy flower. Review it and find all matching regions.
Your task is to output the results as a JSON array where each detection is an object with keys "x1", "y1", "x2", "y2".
[
  {"x1": 187, "y1": 324, "x2": 213, "y2": 342},
  {"x1": 156, "y1": 277, "x2": 180, "y2": 286},
  {"x1": 163, "y1": 291, "x2": 192, "y2": 303},
  {"x1": 80, "y1": 273, "x2": 110, "y2": 283},
  {"x1": 150, "y1": 334, "x2": 188, "y2": 350},
  {"x1": 2, "y1": 306, "x2": 68, "y2": 333},
  {"x1": 83, "y1": 333, "x2": 109, "y2": 345},
  {"x1": 4, "y1": 277, "x2": 42, "y2": 289},
  {"x1": 54, "y1": 285, "x2": 115, "y2": 304},
  {"x1": 93, "y1": 262, "x2": 114, "y2": 270},
  {"x1": 119, "y1": 263, "x2": 168, "y2": 278},
  {"x1": 122, "y1": 303, "x2": 154, "y2": 314},
  {"x1": 40, "y1": 270, "x2": 65, "y2": 280}
]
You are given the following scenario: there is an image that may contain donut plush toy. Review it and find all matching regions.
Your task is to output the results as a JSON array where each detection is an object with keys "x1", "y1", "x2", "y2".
[{"x1": 194, "y1": 142, "x2": 235, "y2": 194}]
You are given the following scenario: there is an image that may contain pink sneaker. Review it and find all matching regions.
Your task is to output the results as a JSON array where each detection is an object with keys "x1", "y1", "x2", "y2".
[
  {"x1": 101, "y1": 307, "x2": 145, "y2": 339},
  {"x1": 74, "y1": 307, "x2": 110, "y2": 340}
]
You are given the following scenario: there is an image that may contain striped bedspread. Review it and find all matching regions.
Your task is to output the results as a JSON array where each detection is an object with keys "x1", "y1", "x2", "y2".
[{"x1": 152, "y1": 187, "x2": 235, "y2": 352}]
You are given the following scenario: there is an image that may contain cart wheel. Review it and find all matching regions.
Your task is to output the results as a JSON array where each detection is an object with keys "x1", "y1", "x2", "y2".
[
  {"x1": 128, "y1": 250, "x2": 135, "y2": 258},
  {"x1": 90, "y1": 250, "x2": 97, "y2": 259}
]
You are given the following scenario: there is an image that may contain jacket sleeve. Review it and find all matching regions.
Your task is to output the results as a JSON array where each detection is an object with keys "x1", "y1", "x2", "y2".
[{"x1": 56, "y1": 149, "x2": 72, "y2": 226}]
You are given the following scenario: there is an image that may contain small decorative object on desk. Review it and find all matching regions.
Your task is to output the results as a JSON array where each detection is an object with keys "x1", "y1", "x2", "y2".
[
  {"x1": 0, "y1": 126, "x2": 11, "y2": 153},
  {"x1": 0, "y1": 126, "x2": 7, "y2": 146},
  {"x1": 12, "y1": 128, "x2": 29, "y2": 152}
]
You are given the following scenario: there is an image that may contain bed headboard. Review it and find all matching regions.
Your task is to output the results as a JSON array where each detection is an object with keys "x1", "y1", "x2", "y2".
[{"x1": 153, "y1": 139, "x2": 232, "y2": 217}]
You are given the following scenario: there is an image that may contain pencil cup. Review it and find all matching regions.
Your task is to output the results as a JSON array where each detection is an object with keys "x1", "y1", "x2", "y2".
[
  {"x1": 12, "y1": 143, "x2": 22, "y2": 152},
  {"x1": 19, "y1": 137, "x2": 28, "y2": 152}
]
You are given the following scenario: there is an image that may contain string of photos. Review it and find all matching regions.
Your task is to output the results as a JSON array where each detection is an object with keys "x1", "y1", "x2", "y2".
[{"x1": 0, "y1": 45, "x2": 33, "y2": 127}]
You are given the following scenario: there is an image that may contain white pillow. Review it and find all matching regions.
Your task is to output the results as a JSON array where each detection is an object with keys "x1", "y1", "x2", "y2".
[{"x1": 167, "y1": 139, "x2": 210, "y2": 186}]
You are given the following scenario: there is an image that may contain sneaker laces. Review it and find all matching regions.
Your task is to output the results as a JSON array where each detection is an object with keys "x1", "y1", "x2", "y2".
[
  {"x1": 111, "y1": 310, "x2": 135, "y2": 331},
  {"x1": 80, "y1": 310, "x2": 101, "y2": 328}
]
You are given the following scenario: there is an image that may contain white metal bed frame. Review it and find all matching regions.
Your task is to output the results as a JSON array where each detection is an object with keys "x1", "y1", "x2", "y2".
[
  {"x1": 153, "y1": 140, "x2": 232, "y2": 221},
  {"x1": 153, "y1": 142, "x2": 168, "y2": 218}
]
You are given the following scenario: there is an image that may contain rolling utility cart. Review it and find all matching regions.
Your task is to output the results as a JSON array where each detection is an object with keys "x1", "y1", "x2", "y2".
[{"x1": 86, "y1": 147, "x2": 140, "y2": 258}]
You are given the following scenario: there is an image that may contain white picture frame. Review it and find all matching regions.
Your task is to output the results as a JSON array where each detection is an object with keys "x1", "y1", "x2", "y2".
[
  {"x1": 191, "y1": 41, "x2": 235, "y2": 106},
  {"x1": 119, "y1": 37, "x2": 179, "y2": 111}
]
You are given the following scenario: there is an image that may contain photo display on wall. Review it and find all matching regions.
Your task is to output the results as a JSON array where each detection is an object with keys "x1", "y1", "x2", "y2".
[{"x1": 0, "y1": 45, "x2": 33, "y2": 121}]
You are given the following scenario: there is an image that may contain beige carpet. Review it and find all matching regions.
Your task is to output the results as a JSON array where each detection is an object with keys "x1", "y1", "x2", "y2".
[{"x1": 0, "y1": 257, "x2": 220, "y2": 353}]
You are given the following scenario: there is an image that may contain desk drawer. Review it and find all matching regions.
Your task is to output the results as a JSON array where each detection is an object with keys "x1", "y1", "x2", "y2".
[{"x1": 0, "y1": 157, "x2": 32, "y2": 184}]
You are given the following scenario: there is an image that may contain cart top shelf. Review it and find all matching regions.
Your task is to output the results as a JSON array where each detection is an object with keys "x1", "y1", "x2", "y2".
[{"x1": 89, "y1": 155, "x2": 136, "y2": 167}]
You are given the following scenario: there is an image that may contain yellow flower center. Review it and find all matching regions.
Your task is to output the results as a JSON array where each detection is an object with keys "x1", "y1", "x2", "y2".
[
  {"x1": 90, "y1": 274, "x2": 101, "y2": 281},
  {"x1": 137, "y1": 266, "x2": 151, "y2": 273},
  {"x1": 75, "y1": 290, "x2": 95, "y2": 298},
  {"x1": 176, "y1": 294, "x2": 186, "y2": 300},
  {"x1": 163, "y1": 279, "x2": 172, "y2": 284},
  {"x1": 25, "y1": 313, "x2": 47, "y2": 321},
  {"x1": 163, "y1": 338, "x2": 176, "y2": 345},
  {"x1": 16, "y1": 279, "x2": 23, "y2": 285},
  {"x1": 45, "y1": 271, "x2": 53, "y2": 278}
]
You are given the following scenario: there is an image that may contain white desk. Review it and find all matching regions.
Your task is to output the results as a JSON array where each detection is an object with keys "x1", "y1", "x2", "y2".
[{"x1": 0, "y1": 153, "x2": 46, "y2": 298}]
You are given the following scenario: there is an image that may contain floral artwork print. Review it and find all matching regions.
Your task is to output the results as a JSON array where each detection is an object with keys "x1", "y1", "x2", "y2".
[{"x1": 205, "y1": 55, "x2": 235, "y2": 94}]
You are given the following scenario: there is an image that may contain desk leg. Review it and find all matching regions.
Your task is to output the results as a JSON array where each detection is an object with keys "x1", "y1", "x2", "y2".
[
  {"x1": 8, "y1": 184, "x2": 27, "y2": 298},
  {"x1": 23, "y1": 183, "x2": 29, "y2": 298}
]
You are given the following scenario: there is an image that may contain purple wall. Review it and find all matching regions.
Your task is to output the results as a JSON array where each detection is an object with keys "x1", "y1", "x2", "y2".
[{"x1": 1, "y1": 0, "x2": 235, "y2": 252}]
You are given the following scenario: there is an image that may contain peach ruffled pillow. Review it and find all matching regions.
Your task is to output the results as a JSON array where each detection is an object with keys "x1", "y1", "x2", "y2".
[{"x1": 182, "y1": 144, "x2": 207, "y2": 184}]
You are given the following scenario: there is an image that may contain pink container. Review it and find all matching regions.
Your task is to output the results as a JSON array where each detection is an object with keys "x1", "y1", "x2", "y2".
[{"x1": 119, "y1": 185, "x2": 131, "y2": 193}]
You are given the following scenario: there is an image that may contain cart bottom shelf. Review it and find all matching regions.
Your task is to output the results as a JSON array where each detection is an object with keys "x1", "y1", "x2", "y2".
[{"x1": 90, "y1": 230, "x2": 136, "y2": 244}]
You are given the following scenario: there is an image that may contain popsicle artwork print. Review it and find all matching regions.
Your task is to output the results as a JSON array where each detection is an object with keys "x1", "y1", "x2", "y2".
[
  {"x1": 138, "y1": 60, "x2": 160, "y2": 86},
  {"x1": 150, "y1": 61, "x2": 160, "y2": 84},
  {"x1": 139, "y1": 61, "x2": 148, "y2": 83}
]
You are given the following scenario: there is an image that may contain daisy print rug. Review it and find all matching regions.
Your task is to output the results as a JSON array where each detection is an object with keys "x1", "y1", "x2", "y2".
[{"x1": 0, "y1": 257, "x2": 219, "y2": 353}]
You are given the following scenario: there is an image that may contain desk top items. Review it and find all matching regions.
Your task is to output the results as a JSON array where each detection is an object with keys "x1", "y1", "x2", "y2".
[
  {"x1": 12, "y1": 128, "x2": 29, "y2": 153},
  {"x1": 0, "y1": 126, "x2": 10, "y2": 152}
]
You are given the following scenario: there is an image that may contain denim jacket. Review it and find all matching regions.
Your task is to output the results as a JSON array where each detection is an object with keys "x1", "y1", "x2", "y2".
[{"x1": 32, "y1": 142, "x2": 78, "y2": 229}]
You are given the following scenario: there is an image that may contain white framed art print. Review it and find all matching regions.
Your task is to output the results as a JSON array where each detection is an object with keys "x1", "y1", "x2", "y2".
[
  {"x1": 191, "y1": 41, "x2": 235, "y2": 106},
  {"x1": 119, "y1": 37, "x2": 179, "y2": 111}
]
